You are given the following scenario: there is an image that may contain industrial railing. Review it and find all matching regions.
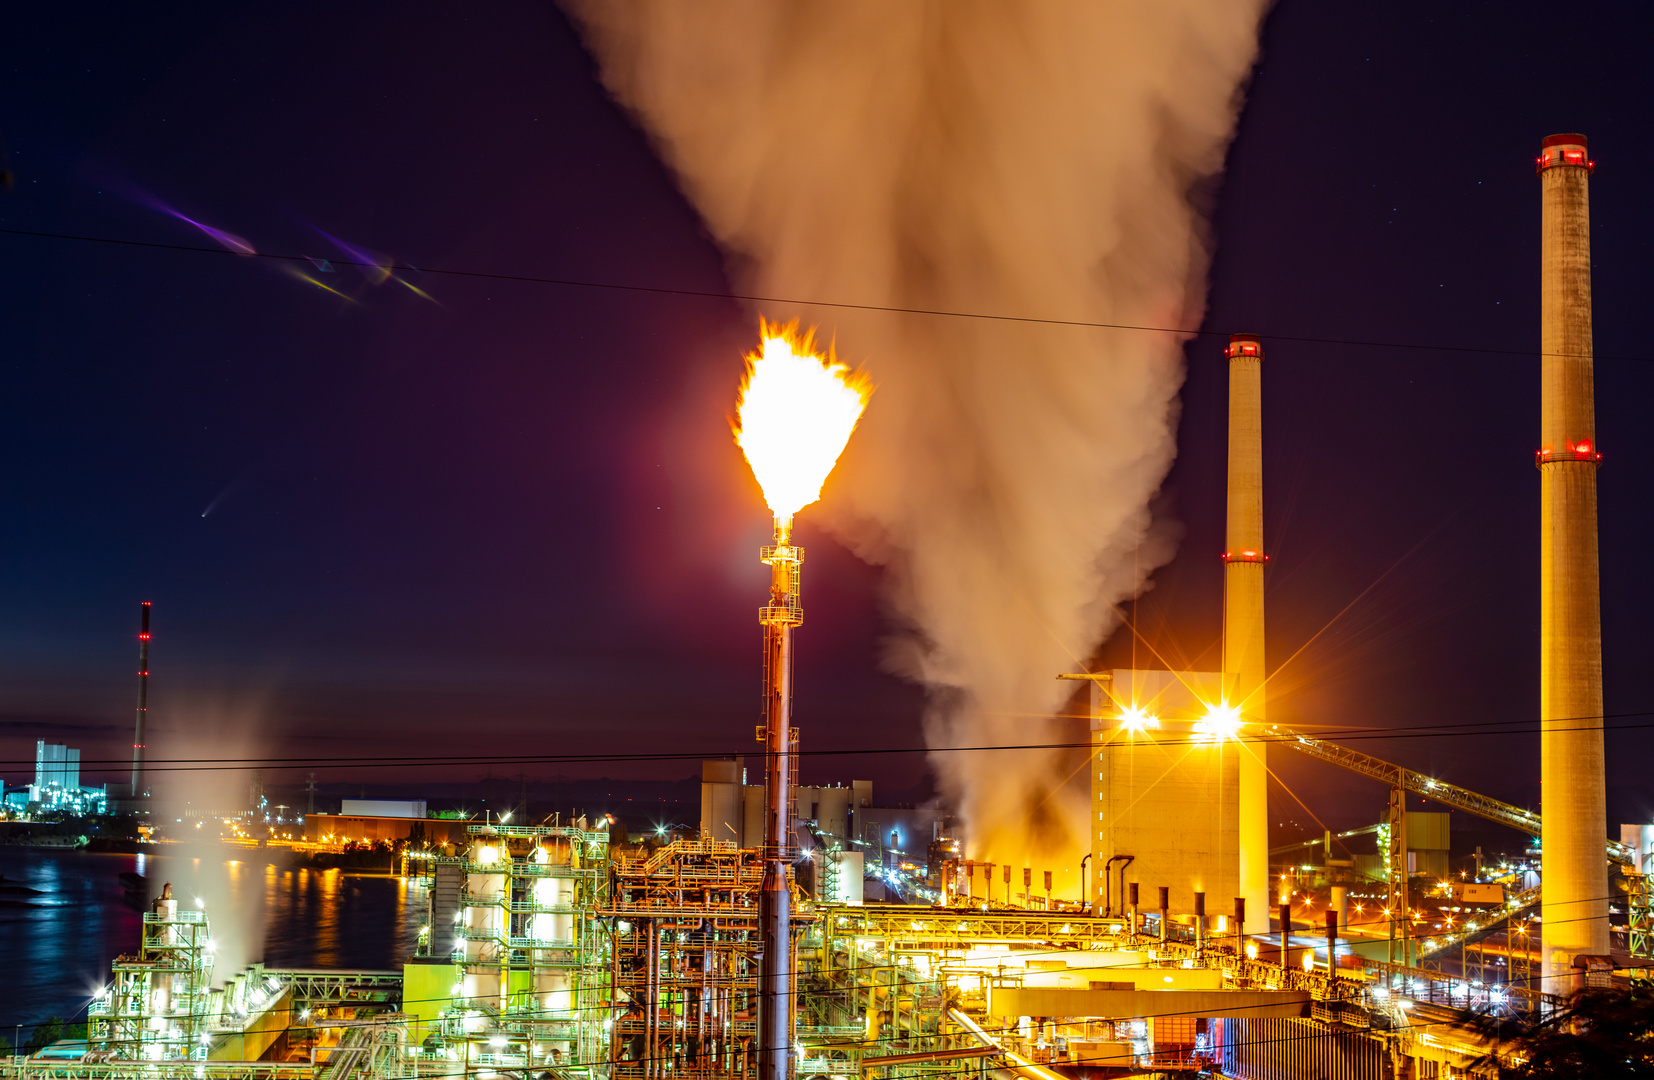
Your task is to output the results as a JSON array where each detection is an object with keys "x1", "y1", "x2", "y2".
[
  {"x1": 1358, "y1": 956, "x2": 1558, "y2": 1016},
  {"x1": 1, "y1": 1064, "x2": 313, "y2": 1080},
  {"x1": 462, "y1": 860, "x2": 596, "y2": 878},
  {"x1": 1415, "y1": 886, "x2": 1542, "y2": 961}
]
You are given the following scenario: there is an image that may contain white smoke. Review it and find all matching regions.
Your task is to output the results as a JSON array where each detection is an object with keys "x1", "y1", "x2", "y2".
[
  {"x1": 151, "y1": 696, "x2": 270, "y2": 983},
  {"x1": 567, "y1": 1, "x2": 1267, "y2": 870}
]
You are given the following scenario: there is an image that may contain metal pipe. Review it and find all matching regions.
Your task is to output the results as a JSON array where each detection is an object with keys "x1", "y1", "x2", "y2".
[
  {"x1": 1234, "y1": 897, "x2": 1246, "y2": 956},
  {"x1": 1128, "y1": 883, "x2": 1139, "y2": 936},
  {"x1": 1194, "y1": 892, "x2": 1206, "y2": 953},
  {"x1": 757, "y1": 516, "x2": 801, "y2": 1080},
  {"x1": 1158, "y1": 887, "x2": 1169, "y2": 943},
  {"x1": 1279, "y1": 901, "x2": 1291, "y2": 972},
  {"x1": 1078, "y1": 854, "x2": 1090, "y2": 915},
  {"x1": 646, "y1": 920, "x2": 659, "y2": 1080},
  {"x1": 1536, "y1": 132, "x2": 1609, "y2": 987},
  {"x1": 1116, "y1": 855, "x2": 1134, "y2": 921},
  {"x1": 1101, "y1": 855, "x2": 1130, "y2": 917},
  {"x1": 130, "y1": 602, "x2": 151, "y2": 797},
  {"x1": 1324, "y1": 909, "x2": 1338, "y2": 976}
]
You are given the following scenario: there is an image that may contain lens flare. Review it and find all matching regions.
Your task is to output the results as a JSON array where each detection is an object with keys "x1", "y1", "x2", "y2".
[
  {"x1": 1117, "y1": 706, "x2": 1157, "y2": 733},
  {"x1": 144, "y1": 198, "x2": 255, "y2": 255},
  {"x1": 1194, "y1": 703, "x2": 1243, "y2": 742},
  {"x1": 734, "y1": 320, "x2": 871, "y2": 520}
]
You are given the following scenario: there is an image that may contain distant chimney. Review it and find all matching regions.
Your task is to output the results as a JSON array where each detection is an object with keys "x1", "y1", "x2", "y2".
[{"x1": 130, "y1": 602, "x2": 152, "y2": 798}]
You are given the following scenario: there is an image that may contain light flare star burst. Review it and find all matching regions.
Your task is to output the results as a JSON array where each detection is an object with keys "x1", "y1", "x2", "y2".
[{"x1": 734, "y1": 321, "x2": 871, "y2": 523}]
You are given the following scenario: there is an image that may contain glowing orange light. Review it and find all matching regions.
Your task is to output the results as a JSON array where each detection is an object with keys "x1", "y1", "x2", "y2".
[
  {"x1": 734, "y1": 320, "x2": 871, "y2": 521},
  {"x1": 1195, "y1": 703, "x2": 1243, "y2": 742},
  {"x1": 1118, "y1": 706, "x2": 1157, "y2": 733}
]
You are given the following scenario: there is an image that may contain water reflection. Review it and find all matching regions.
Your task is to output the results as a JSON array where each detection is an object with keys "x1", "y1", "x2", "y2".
[{"x1": 0, "y1": 847, "x2": 420, "y2": 1036}]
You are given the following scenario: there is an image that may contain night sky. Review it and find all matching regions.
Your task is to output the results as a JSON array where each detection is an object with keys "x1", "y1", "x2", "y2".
[{"x1": 2, "y1": 4, "x2": 1652, "y2": 831}]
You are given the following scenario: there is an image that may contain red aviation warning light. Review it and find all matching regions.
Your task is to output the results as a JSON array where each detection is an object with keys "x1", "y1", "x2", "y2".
[{"x1": 1537, "y1": 133, "x2": 1593, "y2": 174}]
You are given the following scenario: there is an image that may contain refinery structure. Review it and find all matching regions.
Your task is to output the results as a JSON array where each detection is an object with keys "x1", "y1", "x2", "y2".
[{"x1": 7, "y1": 135, "x2": 1645, "y2": 1080}]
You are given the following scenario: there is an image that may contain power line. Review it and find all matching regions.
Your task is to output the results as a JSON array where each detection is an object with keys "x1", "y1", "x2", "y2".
[
  {"x1": 0, "y1": 226, "x2": 1645, "y2": 364},
  {"x1": 4, "y1": 712, "x2": 1647, "y2": 776}
]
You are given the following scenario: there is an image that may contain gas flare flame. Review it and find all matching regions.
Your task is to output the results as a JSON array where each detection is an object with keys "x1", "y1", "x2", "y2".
[{"x1": 735, "y1": 321, "x2": 870, "y2": 520}]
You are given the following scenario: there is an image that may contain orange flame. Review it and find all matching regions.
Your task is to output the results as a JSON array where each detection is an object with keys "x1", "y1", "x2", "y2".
[{"x1": 735, "y1": 320, "x2": 871, "y2": 520}]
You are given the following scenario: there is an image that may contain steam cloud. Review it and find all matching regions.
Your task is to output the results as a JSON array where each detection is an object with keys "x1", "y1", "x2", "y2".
[
  {"x1": 152, "y1": 701, "x2": 270, "y2": 982},
  {"x1": 567, "y1": 2, "x2": 1267, "y2": 872}
]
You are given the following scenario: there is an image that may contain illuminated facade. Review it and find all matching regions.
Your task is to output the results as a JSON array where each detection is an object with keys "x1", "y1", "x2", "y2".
[
  {"x1": 406, "y1": 822, "x2": 612, "y2": 1077},
  {"x1": 22, "y1": 739, "x2": 108, "y2": 815},
  {"x1": 1090, "y1": 670, "x2": 1241, "y2": 924}
]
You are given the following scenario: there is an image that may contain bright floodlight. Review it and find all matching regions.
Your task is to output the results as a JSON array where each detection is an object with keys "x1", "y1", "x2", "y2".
[
  {"x1": 1196, "y1": 703, "x2": 1243, "y2": 742},
  {"x1": 1117, "y1": 705, "x2": 1157, "y2": 732}
]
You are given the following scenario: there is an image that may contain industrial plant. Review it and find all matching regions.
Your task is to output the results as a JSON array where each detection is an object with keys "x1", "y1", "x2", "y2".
[{"x1": 6, "y1": 135, "x2": 1644, "y2": 1080}]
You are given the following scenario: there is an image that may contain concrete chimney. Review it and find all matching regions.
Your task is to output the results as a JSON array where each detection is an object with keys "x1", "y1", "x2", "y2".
[
  {"x1": 1536, "y1": 133, "x2": 1608, "y2": 984},
  {"x1": 1223, "y1": 333, "x2": 1270, "y2": 930}
]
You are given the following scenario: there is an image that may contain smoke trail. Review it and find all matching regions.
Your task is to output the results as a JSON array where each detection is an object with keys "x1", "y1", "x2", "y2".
[
  {"x1": 567, "y1": 2, "x2": 1267, "y2": 871},
  {"x1": 152, "y1": 699, "x2": 271, "y2": 982}
]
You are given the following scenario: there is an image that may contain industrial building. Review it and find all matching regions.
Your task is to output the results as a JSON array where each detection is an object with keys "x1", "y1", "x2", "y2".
[
  {"x1": 699, "y1": 758, "x2": 868, "y2": 850},
  {"x1": 46, "y1": 812, "x2": 1592, "y2": 1080},
  {"x1": 2, "y1": 739, "x2": 109, "y2": 815},
  {"x1": 12, "y1": 133, "x2": 1638, "y2": 1080},
  {"x1": 1088, "y1": 670, "x2": 1239, "y2": 919}
]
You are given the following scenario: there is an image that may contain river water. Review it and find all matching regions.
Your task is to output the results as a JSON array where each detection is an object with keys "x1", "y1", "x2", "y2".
[{"x1": 0, "y1": 845, "x2": 421, "y2": 1043}]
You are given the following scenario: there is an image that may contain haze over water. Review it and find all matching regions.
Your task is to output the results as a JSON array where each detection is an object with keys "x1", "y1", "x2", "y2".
[{"x1": 0, "y1": 847, "x2": 422, "y2": 1039}]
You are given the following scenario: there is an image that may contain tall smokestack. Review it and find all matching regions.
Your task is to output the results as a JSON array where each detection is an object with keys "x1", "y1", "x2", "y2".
[
  {"x1": 1222, "y1": 333, "x2": 1270, "y2": 929},
  {"x1": 130, "y1": 601, "x2": 151, "y2": 798},
  {"x1": 1536, "y1": 133, "x2": 1607, "y2": 984}
]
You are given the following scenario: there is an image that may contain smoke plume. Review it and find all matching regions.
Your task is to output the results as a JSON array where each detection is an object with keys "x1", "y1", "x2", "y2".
[
  {"x1": 567, "y1": 2, "x2": 1267, "y2": 870},
  {"x1": 152, "y1": 698, "x2": 270, "y2": 982}
]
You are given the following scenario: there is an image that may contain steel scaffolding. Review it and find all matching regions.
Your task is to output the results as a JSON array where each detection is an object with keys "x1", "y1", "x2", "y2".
[
  {"x1": 604, "y1": 836, "x2": 805, "y2": 1080},
  {"x1": 89, "y1": 893, "x2": 215, "y2": 1062},
  {"x1": 414, "y1": 823, "x2": 611, "y2": 1078}
]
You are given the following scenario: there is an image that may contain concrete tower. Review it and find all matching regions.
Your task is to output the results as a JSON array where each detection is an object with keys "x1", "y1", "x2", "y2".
[
  {"x1": 1223, "y1": 333, "x2": 1270, "y2": 927},
  {"x1": 1536, "y1": 133, "x2": 1608, "y2": 984}
]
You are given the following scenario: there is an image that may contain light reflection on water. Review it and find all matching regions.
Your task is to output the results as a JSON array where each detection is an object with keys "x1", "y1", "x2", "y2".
[{"x1": 0, "y1": 847, "x2": 419, "y2": 1036}]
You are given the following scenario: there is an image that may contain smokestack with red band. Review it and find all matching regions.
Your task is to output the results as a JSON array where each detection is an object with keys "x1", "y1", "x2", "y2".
[
  {"x1": 1536, "y1": 133, "x2": 1608, "y2": 984},
  {"x1": 131, "y1": 602, "x2": 151, "y2": 797},
  {"x1": 1223, "y1": 333, "x2": 1270, "y2": 934}
]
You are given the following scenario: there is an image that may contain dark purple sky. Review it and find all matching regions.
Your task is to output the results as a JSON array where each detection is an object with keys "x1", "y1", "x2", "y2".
[{"x1": 1, "y1": 3, "x2": 1651, "y2": 828}]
